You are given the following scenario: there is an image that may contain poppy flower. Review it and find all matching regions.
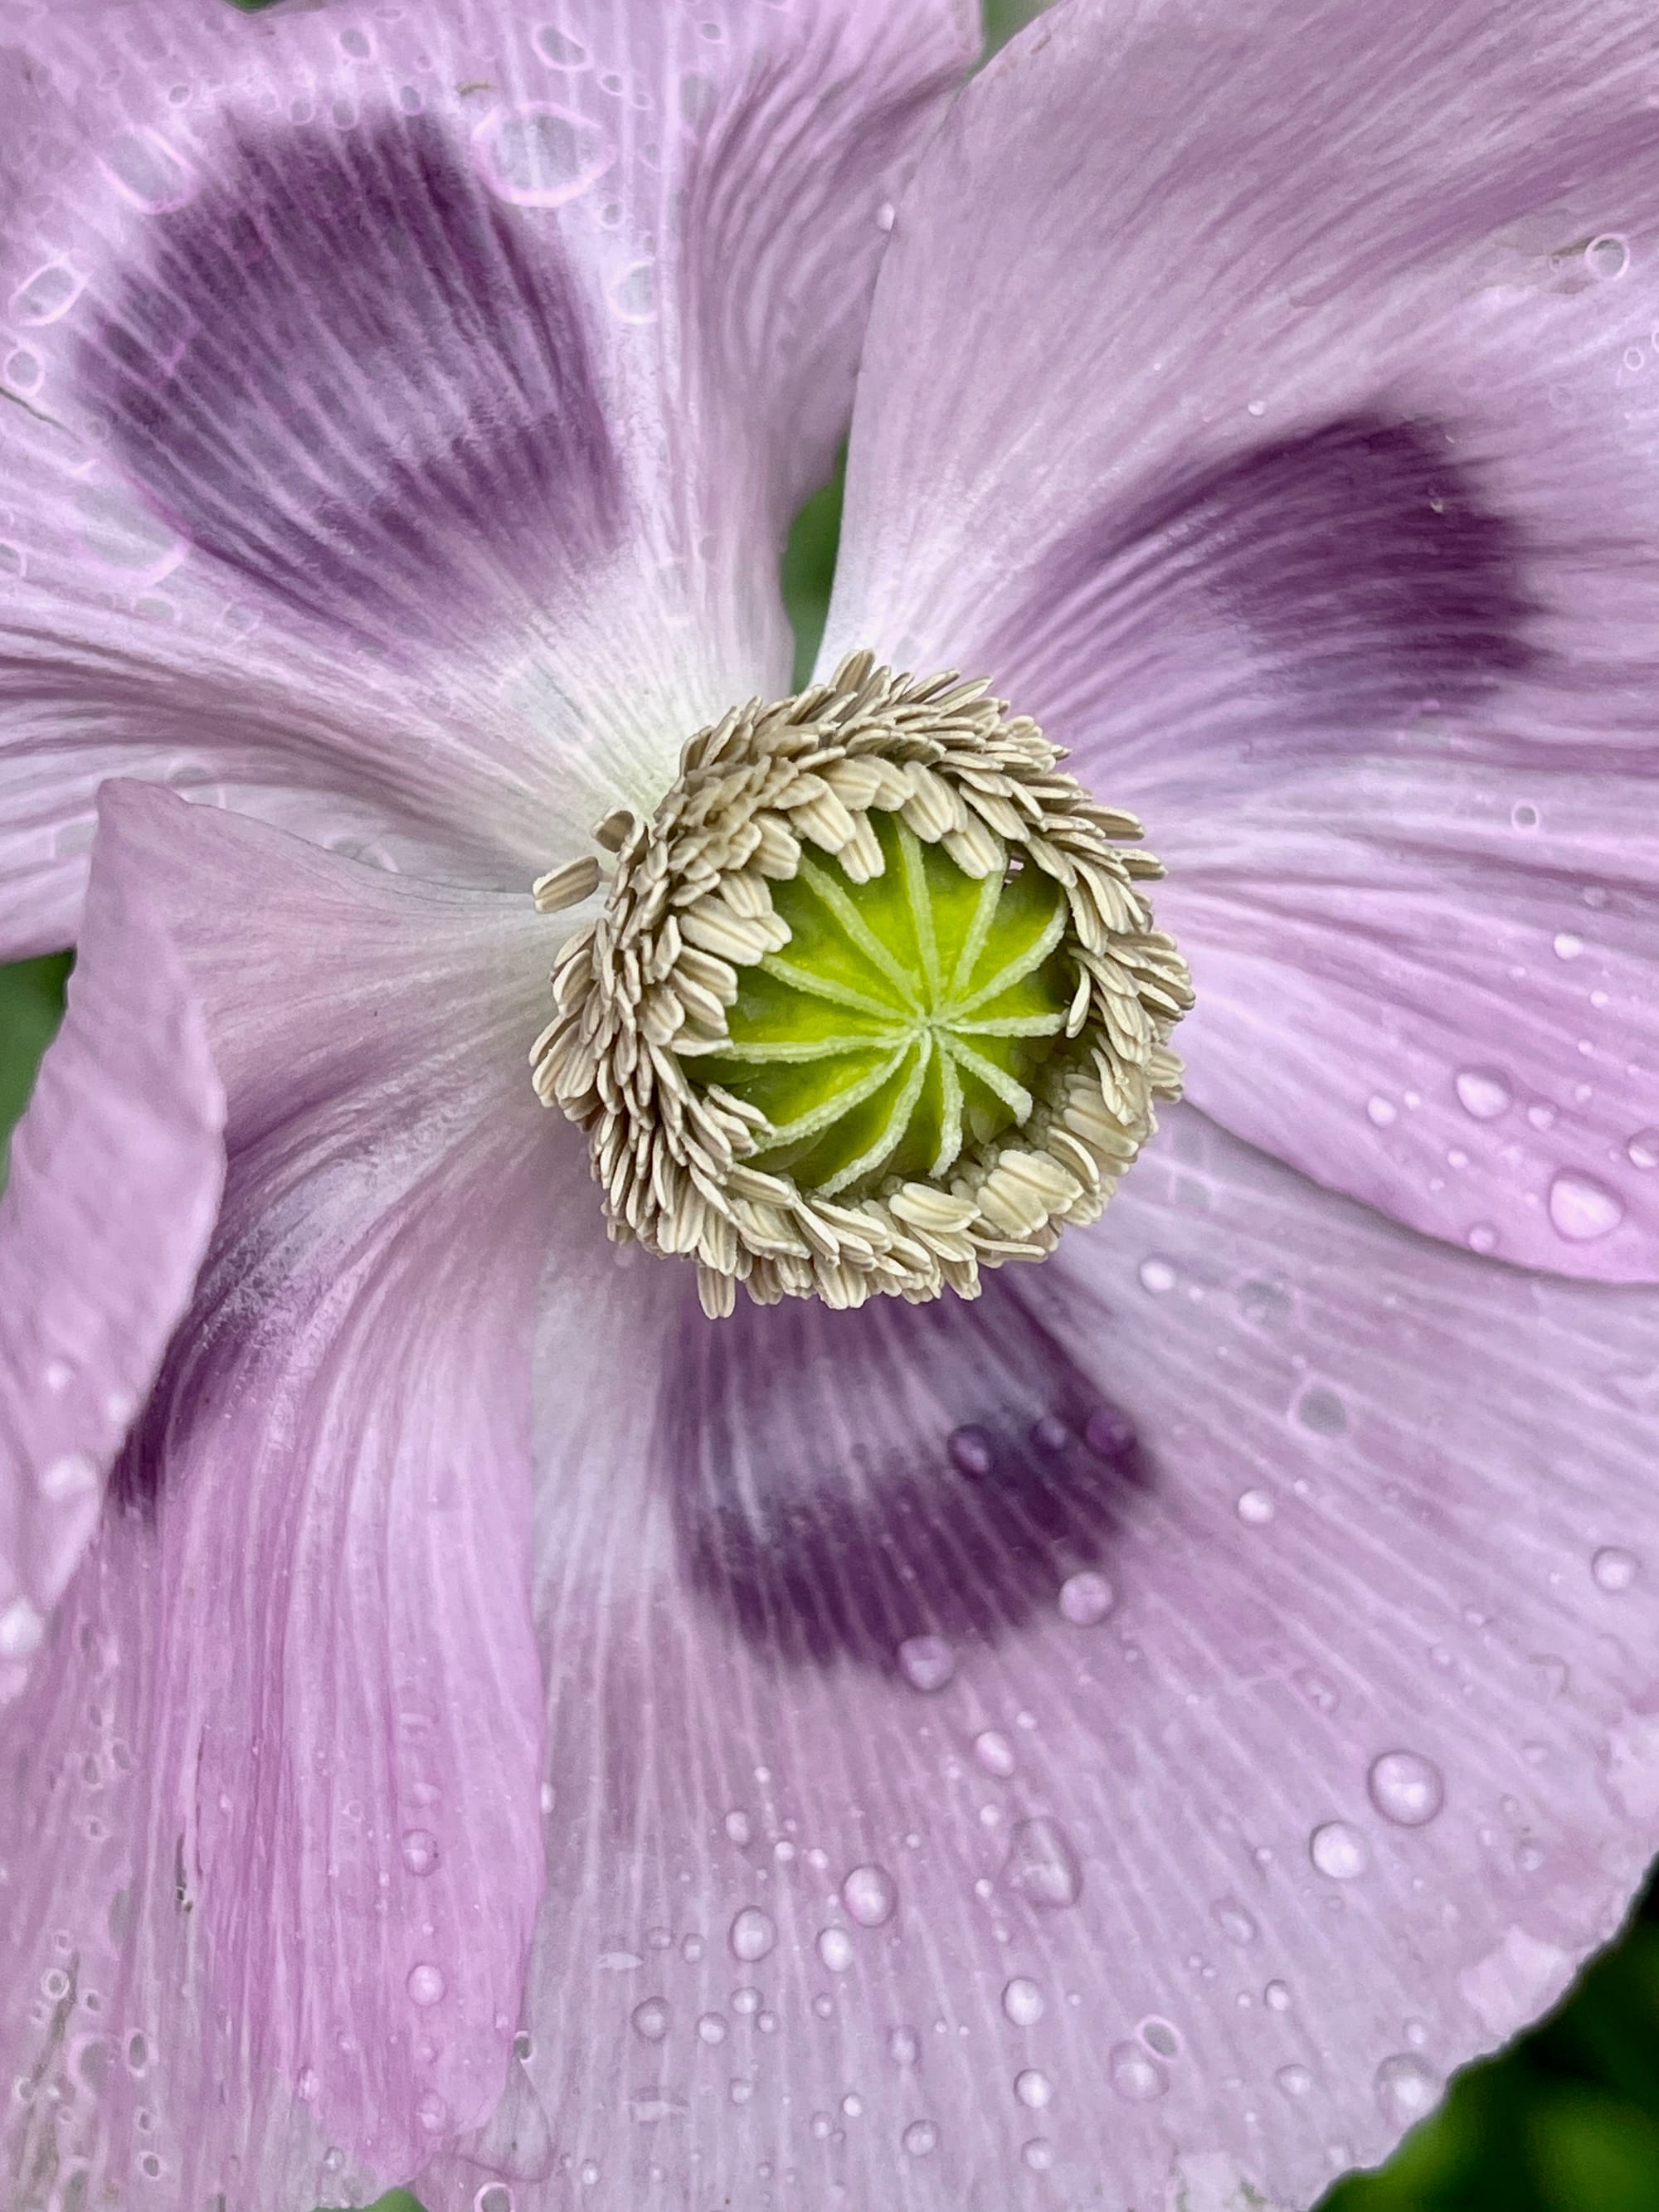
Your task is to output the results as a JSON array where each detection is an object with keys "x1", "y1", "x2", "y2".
[{"x1": 2, "y1": 2, "x2": 1657, "y2": 2209}]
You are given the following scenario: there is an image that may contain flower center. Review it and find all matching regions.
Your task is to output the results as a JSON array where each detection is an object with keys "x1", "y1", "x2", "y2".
[
  {"x1": 530, "y1": 653, "x2": 1193, "y2": 1318},
  {"x1": 694, "y1": 812, "x2": 1071, "y2": 1198}
]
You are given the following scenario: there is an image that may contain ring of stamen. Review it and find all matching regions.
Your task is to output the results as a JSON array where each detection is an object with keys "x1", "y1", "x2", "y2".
[{"x1": 530, "y1": 651, "x2": 1194, "y2": 1319}]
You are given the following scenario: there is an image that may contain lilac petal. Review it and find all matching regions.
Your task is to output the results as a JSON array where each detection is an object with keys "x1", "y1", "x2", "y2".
[
  {"x1": 825, "y1": 0, "x2": 1659, "y2": 1275},
  {"x1": 0, "y1": 820, "x2": 223, "y2": 1699},
  {"x1": 0, "y1": 784, "x2": 565, "y2": 2201},
  {"x1": 0, "y1": 0, "x2": 973, "y2": 952},
  {"x1": 415, "y1": 1109, "x2": 1659, "y2": 2212},
  {"x1": 1164, "y1": 758, "x2": 1659, "y2": 1280}
]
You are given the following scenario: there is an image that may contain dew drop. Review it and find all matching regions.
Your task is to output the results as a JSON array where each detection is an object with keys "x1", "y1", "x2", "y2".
[
  {"x1": 728, "y1": 1906, "x2": 776, "y2": 1963},
  {"x1": 1083, "y1": 1403, "x2": 1136, "y2": 1458},
  {"x1": 1014, "y1": 2068, "x2": 1053, "y2": 2109},
  {"x1": 888, "y1": 2026, "x2": 920, "y2": 2068},
  {"x1": 1235, "y1": 1489, "x2": 1275, "y2": 1526},
  {"x1": 1627, "y1": 1128, "x2": 1659, "y2": 1169},
  {"x1": 609, "y1": 261, "x2": 656, "y2": 323},
  {"x1": 1057, "y1": 1569, "x2": 1115, "y2": 1626},
  {"x1": 1308, "y1": 1821, "x2": 1370, "y2": 1880},
  {"x1": 1593, "y1": 1546, "x2": 1639, "y2": 1592},
  {"x1": 1367, "y1": 1751, "x2": 1445, "y2": 1827},
  {"x1": 897, "y1": 1635, "x2": 956, "y2": 1693},
  {"x1": 948, "y1": 1424, "x2": 995, "y2": 1476},
  {"x1": 1296, "y1": 1386, "x2": 1347, "y2": 1436},
  {"x1": 38, "y1": 1451, "x2": 97, "y2": 1504},
  {"x1": 1552, "y1": 931, "x2": 1584, "y2": 961},
  {"x1": 0, "y1": 1599, "x2": 45, "y2": 1660},
  {"x1": 400, "y1": 1829, "x2": 440, "y2": 1876},
  {"x1": 1001, "y1": 1976, "x2": 1045, "y2": 2027},
  {"x1": 1585, "y1": 233, "x2": 1630, "y2": 280},
  {"x1": 1138, "y1": 1256, "x2": 1177, "y2": 1293},
  {"x1": 1108, "y1": 2041, "x2": 1167, "y2": 2101},
  {"x1": 630, "y1": 1997, "x2": 669, "y2": 2043},
  {"x1": 1455, "y1": 1069, "x2": 1511, "y2": 1120},
  {"x1": 1366, "y1": 1095, "x2": 1398, "y2": 1127},
  {"x1": 1264, "y1": 1981, "x2": 1292, "y2": 2013},
  {"x1": 1277, "y1": 2064, "x2": 1314, "y2": 2098},
  {"x1": 697, "y1": 2012, "x2": 728, "y2": 2045},
  {"x1": 534, "y1": 25, "x2": 588, "y2": 66},
  {"x1": 1212, "y1": 1897, "x2": 1258, "y2": 1945},
  {"x1": 902, "y1": 2119, "x2": 939, "y2": 2156},
  {"x1": 406, "y1": 1963, "x2": 445, "y2": 2007},
  {"x1": 1023, "y1": 2137, "x2": 1055, "y2": 2171},
  {"x1": 1030, "y1": 1412, "x2": 1070, "y2": 1451},
  {"x1": 474, "y1": 104, "x2": 614, "y2": 207},
  {"x1": 11, "y1": 260, "x2": 85, "y2": 325},
  {"x1": 296, "y1": 2065, "x2": 319, "y2": 2103},
  {"x1": 1140, "y1": 2017, "x2": 1180, "y2": 2059},
  {"x1": 842, "y1": 1864, "x2": 898, "y2": 1929},
  {"x1": 415, "y1": 2088, "x2": 450, "y2": 2134},
  {"x1": 815, "y1": 1926, "x2": 854, "y2": 1972},
  {"x1": 1467, "y1": 1223, "x2": 1500, "y2": 1255},
  {"x1": 476, "y1": 2186, "x2": 516, "y2": 2212},
  {"x1": 1374, "y1": 2051, "x2": 1442, "y2": 2126},
  {"x1": 1549, "y1": 1171, "x2": 1623, "y2": 1242},
  {"x1": 1003, "y1": 1816, "x2": 1082, "y2": 1908},
  {"x1": 974, "y1": 1729, "x2": 1017, "y2": 1778}
]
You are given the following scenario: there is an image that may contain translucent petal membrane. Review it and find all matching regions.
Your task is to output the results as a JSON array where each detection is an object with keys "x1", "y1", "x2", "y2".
[{"x1": 696, "y1": 815, "x2": 1072, "y2": 1195}]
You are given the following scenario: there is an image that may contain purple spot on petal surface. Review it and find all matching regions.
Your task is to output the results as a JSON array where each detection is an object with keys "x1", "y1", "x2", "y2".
[
  {"x1": 665, "y1": 1276, "x2": 1146, "y2": 1670},
  {"x1": 1001, "y1": 412, "x2": 1537, "y2": 757},
  {"x1": 85, "y1": 114, "x2": 623, "y2": 644}
]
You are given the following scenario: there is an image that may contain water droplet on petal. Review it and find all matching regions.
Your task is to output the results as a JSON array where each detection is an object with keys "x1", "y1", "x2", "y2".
[
  {"x1": 0, "y1": 1598, "x2": 45, "y2": 1660},
  {"x1": 415, "y1": 2088, "x2": 450, "y2": 2133},
  {"x1": 1309, "y1": 1821, "x2": 1370, "y2": 1880},
  {"x1": 630, "y1": 1997, "x2": 669, "y2": 2042},
  {"x1": 1057, "y1": 1569, "x2": 1115, "y2": 1626},
  {"x1": 1003, "y1": 1816, "x2": 1082, "y2": 1908},
  {"x1": 474, "y1": 104, "x2": 615, "y2": 207},
  {"x1": 888, "y1": 2026, "x2": 919, "y2": 2068},
  {"x1": 1627, "y1": 1129, "x2": 1659, "y2": 1169},
  {"x1": 475, "y1": 2185, "x2": 516, "y2": 2212},
  {"x1": 406, "y1": 1963, "x2": 445, "y2": 2007},
  {"x1": 1296, "y1": 1386, "x2": 1347, "y2": 1435},
  {"x1": 1374, "y1": 2051, "x2": 1442, "y2": 2126},
  {"x1": 1585, "y1": 233, "x2": 1630, "y2": 281},
  {"x1": 1593, "y1": 1546, "x2": 1639, "y2": 1592},
  {"x1": 38, "y1": 1451, "x2": 98, "y2": 1503},
  {"x1": 400, "y1": 1829, "x2": 440, "y2": 1876},
  {"x1": 1082, "y1": 1404, "x2": 1136, "y2": 1458},
  {"x1": 728, "y1": 1907, "x2": 776, "y2": 1963},
  {"x1": 974, "y1": 1729, "x2": 1017, "y2": 1778},
  {"x1": 1014, "y1": 2068, "x2": 1053, "y2": 2109},
  {"x1": 842, "y1": 1864, "x2": 898, "y2": 1928},
  {"x1": 12, "y1": 260, "x2": 85, "y2": 325},
  {"x1": 535, "y1": 26, "x2": 588, "y2": 68},
  {"x1": 1264, "y1": 1981, "x2": 1292, "y2": 2012},
  {"x1": 1023, "y1": 2138, "x2": 1054, "y2": 2171},
  {"x1": 1455, "y1": 1069, "x2": 1511, "y2": 1120},
  {"x1": 1366, "y1": 1095, "x2": 1398, "y2": 1127},
  {"x1": 816, "y1": 1927, "x2": 854, "y2": 1972},
  {"x1": 1235, "y1": 1489, "x2": 1275, "y2": 1526},
  {"x1": 902, "y1": 2118, "x2": 939, "y2": 2156},
  {"x1": 696, "y1": 2013, "x2": 728, "y2": 2045},
  {"x1": 1552, "y1": 932, "x2": 1584, "y2": 961},
  {"x1": 1467, "y1": 1223, "x2": 1499, "y2": 1255},
  {"x1": 897, "y1": 1635, "x2": 956, "y2": 1693},
  {"x1": 1108, "y1": 2042, "x2": 1167, "y2": 2101},
  {"x1": 1277, "y1": 2064, "x2": 1314, "y2": 2098},
  {"x1": 948, "y1": 1424, "x2": 995, "y2": 1476},
  {"x1": 1549, "y1": 1171, "x2": 1623, "y2": 1241},
  {"x1": 1140, "y1": 2017, "x2": 1180, "y2": 2058},
  {"x1": 1367, "y1": 1752, "x2": 1445, "y2": 1827},
  {"x1": 1001, "y1": 1976, "x2": 1045, "y2": 2027},
  {"x1": 1211, "y1": 1897, "x2": 1258, "y2": 1945},
  {"x1": 1138, "y1": 1256, "x2": 1177, "y2": 1293}
]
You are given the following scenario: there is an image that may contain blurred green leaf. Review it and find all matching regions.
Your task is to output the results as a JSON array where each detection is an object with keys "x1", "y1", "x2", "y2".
[
  {"x1": 779, "y1": 450, "x2": 845, "y2": 689},
  {"x1": 0, "y1": 953, "x2": 70, "y2": 1188}
]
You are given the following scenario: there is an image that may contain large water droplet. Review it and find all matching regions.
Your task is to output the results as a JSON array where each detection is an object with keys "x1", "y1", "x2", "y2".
[
  {"x1": 902, "y1": 2118, "x2": 939, "y2": 2156},
  {"x1": 816, "y1": 1927, "x2": 854, "y2": 1972},
  {"x1": 474, "y1": 104, "x2": 615, "y2": 207},
  {"x1": 728, "y1": 1906, "x2": 776, "y2": 1963},
  {"x1": 1001, "y1": 1976, "x2": 1045, "y2": 2027},
  {"x1": 1014, "y1": 2068, "x2": 1053, "y2": 2109},
  {"x1": 1454, "y1": 1069, "x2": 1511, "y2": 1121},
  {"x1": 406, "y1": 1963, "x2": 446, "y2": 2007},
  {"x1": 1549, "y1": 1171, "x2": 1623, "y2": 1242},
  {"x1": 1235, "y1": 1489, "x2": 1275, "y2": 1527},
  {"x1": 400, "y1": 1828, "x2": 440, "y2": 1876},
  {"x1": 415, "y1": 2088, "x2": 450, "y2": 2133},
  {"x1": 1308, "y1": 1821, "x2": 1370, "y2": 1880},
  {"x1": 974, "y1": 1729, "x2": 1017, "y2": 1778},
  {"x1": 1003, "y1": 1816, "x2": 1083, "y2": 1908},
  {"x1": 1366, "y1": 1095, "x2": 1398, "y2": 1127},
  {"x1": 1138, "y1": 1256, "x2": 1177, "y2": 1294},
  {"x1": 1057, "y1": 1570, "x2": 1115, "y2": 1626},
  {"x1": 11, "y1": 260, "x2": 85, "y2": 326},
  {"x1": 1367, "y1": 1752, "x2": 1445, "y2": 1828},
  {"x1": 1277, "y1": 2063, "x2": 1315, "y2": 2098},
  {"x1": 897, "y1": 1635, "x2": 956, "y2": 1692},
  {"x1": 842, "y1": 1864, "x2": 898, "y2": 1928},
  {"x1": 1627, "y1": 1129, "x2": 1659, "y2": 1169},
  {"x1": 1374, "y1": 2051, "x2": 1442, "y2": 2127},
  {"x1": 475, "y1": 2185, "x2": 516, "y2": 2212},
  {"x1": 535, "y1": 25, "x2": 588, "y2": 68},
  {"x1": 1552, "y1": 931, "x2": 1584, "y2": 961},
  {"x1": 1108, "y1": 2041, "x2": 1167, "y2": 2101},
  {"x1": 1296, "y1": 1386, "x2": 1347, "y2": 1436},
  {"x1": 37, "y1": 1451, "x2": 97, "y2": 1503},
  {"x1": 1593, "y1": 1546, "x2": 1639, "y2": 1592},
  {"x1": 630, "y1": 1997, "x2": 669, "y2": 2042},
  {"x1": 101, "y1": 129, "x2": 196, "y2": 213},
  {"x1": 696, "y1": 2012, "x2": 728, "y2": 2045},
  {"x1": 0, "y1": 1598, "x2": 45, "y2": 1660},
  {"x1": 1585, "y1": 233, "x2": 1630, "y2": 281}
]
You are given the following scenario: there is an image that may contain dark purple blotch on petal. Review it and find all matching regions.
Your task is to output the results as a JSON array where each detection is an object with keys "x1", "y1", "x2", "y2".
[
  {"x1": 666, "y1": 1276, "x2": 1146, "y2": 1673},
  {"x1": 1000, "y1": 412, "x2": 1537, "y2": 744},
  {"x1": 85, "y1": 114, "x2": 624, "y2": 642}
]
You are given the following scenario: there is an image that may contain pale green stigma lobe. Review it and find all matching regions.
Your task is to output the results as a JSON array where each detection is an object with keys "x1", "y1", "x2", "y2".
[{"x1": 697, "y1": 814, "x2": 1070, "y2": 1197}]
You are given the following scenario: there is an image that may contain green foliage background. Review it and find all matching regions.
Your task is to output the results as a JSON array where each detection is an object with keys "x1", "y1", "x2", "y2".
[{"x1": 3, "y1": 2, "x2": 1655, "y2": 2205}]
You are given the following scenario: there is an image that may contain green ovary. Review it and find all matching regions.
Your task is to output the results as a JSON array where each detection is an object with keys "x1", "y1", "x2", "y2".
[{"x1": 695, "y1": 812, "x2": 1073, "y2": 1198}]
